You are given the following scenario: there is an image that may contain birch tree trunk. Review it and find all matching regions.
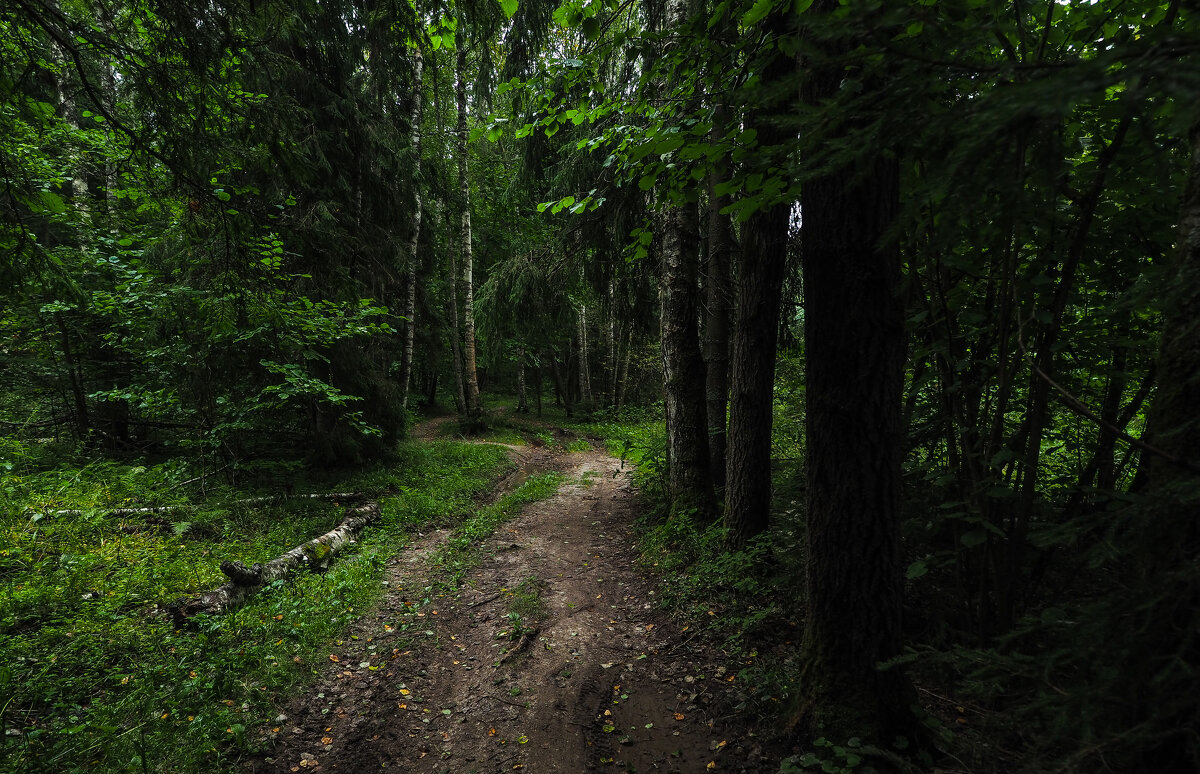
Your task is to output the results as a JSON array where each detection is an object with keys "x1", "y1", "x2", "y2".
[
  {"x1": 400, "y1": 48, "x2": 424, "y2": 412},
  {"x1": 456, "y1": 33, "x2": 481, "y2": 418},
  {"x1": 447, "y1": 228, "x2": 467, "y2": 415}
]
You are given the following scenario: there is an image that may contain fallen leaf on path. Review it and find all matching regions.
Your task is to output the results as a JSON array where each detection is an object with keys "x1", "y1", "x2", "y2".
[
  {"x1": 674, "y1": 712, "x2": 685, "y2": 720},
  {"x1": 321, "y1": 736, "x2": 332, "y2": 744},
  {"x1": 329, "y1": 654, "x2": 339, "y2": 663},
  {"x1": 489, "y1": 728, "x2": 497, "y2": 736}
]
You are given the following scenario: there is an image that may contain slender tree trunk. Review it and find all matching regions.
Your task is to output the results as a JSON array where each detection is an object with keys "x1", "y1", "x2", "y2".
[
  {"x1": 616, "y1": 325, "x2": 634, "y2": 413},
  {"x1": 547, "y1": 349, "x2": 572, "y2": 417},
  {"x1": 456, "y1": 33, "x2": 481, "y2": 418},
  {"x1": 446, "y1": 244, "x2": 467, "y2": 415},
  {"x1": 54, "y1": 312, "x2": 89, "y2": 440},
  {"x1": 704, "y1": 65, "x2": 735, "y2": 491},
  {"x1": 721, "y1": 53, "x2": 788, "y2": 546},
  {"x1": 606, "y1": 278, "x2": 617, "y2": 406},
  {"x1": 535, "y1": 363, "x2": 543, "y2": 417},
  {"x1": 577, "y1": 304, "x2": 593, "y2": 406},
  {"x1": 400, "y1": 48, "x2": 424, "y2": 412},
  {"x1": 796, "y1": 1, "x2": 914, "y2": 743},
  {"x1": 516, "y1": 346, "x2": 528, "y2": 413}
]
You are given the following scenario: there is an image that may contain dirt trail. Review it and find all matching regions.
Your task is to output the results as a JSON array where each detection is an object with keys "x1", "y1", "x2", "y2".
[{"x1": 251, "y1": 428, "x2": 778, "y2": 773}]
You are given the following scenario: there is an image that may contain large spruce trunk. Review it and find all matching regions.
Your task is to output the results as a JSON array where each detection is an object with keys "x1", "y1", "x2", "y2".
[
  {"x1": 796, "y1": 1, "x2": 913, "y2": 740},
  {"x1": 1132, "y1": 119, "x2": 1200, "y2": 771}
]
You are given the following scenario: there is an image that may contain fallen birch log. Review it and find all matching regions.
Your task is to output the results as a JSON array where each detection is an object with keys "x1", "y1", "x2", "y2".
[{"x1": 168, "y1": 500, "x2": 381, "y2": 623}]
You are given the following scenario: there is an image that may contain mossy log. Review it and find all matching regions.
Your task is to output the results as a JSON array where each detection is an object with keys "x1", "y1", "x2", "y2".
[{"x1": 169, "y1": 500, "x2": 380, "y2": 623}]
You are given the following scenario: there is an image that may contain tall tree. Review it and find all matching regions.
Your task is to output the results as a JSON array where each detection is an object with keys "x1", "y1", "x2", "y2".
[
  {"x1": 795, "y1": 0, "x2": 913, "y2": 742},
  {"x1": 658, "y1": 0, "x2": 714, "y2": 517},
  {"x1": 704, "y1": 100, "x2": 735, "y2": 490},
  {"x1": 457, "y1": 13, "x2": 482, "y2": 418},
  {"x1": 722, "y1": 12, "x2": 793, "y2": 547},
  {"x1": 400, "y1": 46, "x2": 424, "y2": 412}
]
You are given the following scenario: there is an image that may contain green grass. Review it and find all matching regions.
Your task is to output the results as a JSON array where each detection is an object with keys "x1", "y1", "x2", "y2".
[
  {"x1": 0, "y1": 437, "x2": 512, "y2": 773},
  {"x1": 433, "y1": 471, "x2": 566, "y2": 579}
]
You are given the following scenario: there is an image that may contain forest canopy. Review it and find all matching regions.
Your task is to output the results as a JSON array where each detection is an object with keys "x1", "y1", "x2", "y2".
[{"x1": 2, "y1": 0, "x2": 1199, "y2": 771}]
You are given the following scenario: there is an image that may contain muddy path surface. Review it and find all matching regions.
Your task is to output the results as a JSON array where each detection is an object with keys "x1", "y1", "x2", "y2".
[{"x1": 250, "y1": 423, "x2": 781, "y2": 773}]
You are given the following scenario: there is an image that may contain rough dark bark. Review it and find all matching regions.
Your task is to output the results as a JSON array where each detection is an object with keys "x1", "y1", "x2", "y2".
[
  {"x1": 705, "y1": 102, "x2": 735, "y2": 491},
  {"x1": 1143, "y1": 120, "x2": 1200, "y2": 500},
  {"x1": 722, "y1": 20, "x2": 791, "y2": 547},
  {"x1": 170, "y1": 501, "x2": 380, "y2": 622},
  {"x1": 1117, "y1": 118, "x2": 1200, "y2": 772},
  {"x1": 723, "y1": 198, "x2": 788, "y2": 546},
  {"x1": 796, "y1": 2, "x2": 913, "y2": 742},
  {"x1": 660, "y1": 201, "x2": 715, "y2": 517}
]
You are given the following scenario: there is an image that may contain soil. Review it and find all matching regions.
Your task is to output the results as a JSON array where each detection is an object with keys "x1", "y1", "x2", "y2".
[{"x1": 248, "y1": 419, "x2": 784, "y2": 773}]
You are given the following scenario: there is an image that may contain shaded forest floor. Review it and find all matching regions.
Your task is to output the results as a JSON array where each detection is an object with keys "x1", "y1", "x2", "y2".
[{"x1": 249, "y1": 415, "x2": 784, "y2": 773}]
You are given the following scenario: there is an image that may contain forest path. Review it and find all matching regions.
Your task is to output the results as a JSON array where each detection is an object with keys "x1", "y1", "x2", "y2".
[{"x1": 250, "y1": 421, "x2": 776, "y2": 773}]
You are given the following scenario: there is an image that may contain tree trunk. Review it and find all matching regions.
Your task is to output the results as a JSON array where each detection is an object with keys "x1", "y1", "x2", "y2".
[
  {"x1": 796, "y1": 1, "x2": 913, "y2": 743},
  {"x1": 400, "y1": 48, "x2": 424, "y2": 412},
  {"x1": 456, "y1": 33, "x2": 481, "y2": 418},
  {"x1": 577, "y1": 304, "x2": 593, "y2": 407},
  {"x1": 1119, "y1": 118, "x2": 1200, "y2": 772},
  {"x1": 616, "y1": 325, "x2": 634, "y2": 413},
  {"x1": 704, "y1": 64, "x2": 736, "y2": 491},
  {"x1": 516, "y1": 346, "x2": 528, "y2": 413},
  {"x1": 660, "y1": 201, "x2": 715, "y2": 517},
  {"x1": 722, "y1": 42, "x2": 789, "y2": 546},
  {"x1": 447, "y1": 242, "x2": 467, "y2": 415},
  {"x1": 606, "y1": 277, "x2": 617, "y2": 407}
]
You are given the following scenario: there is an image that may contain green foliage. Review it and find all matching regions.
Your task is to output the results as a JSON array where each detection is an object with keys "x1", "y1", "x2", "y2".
[
  {"x1": 781, "y1": 738, "x2": 873, "y2": 774},
  {"x1": 0, "y1": 436, "x2": 510, "y2": 772}
]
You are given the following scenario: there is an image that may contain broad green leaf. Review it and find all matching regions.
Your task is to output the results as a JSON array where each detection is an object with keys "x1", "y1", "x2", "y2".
[
  {"x1": 741, "y1": 0, "x2": 774, "y2": 27},
  {"x1": 499, "y1": 0, "x2": 518, "y2": 18},
  {"x1": 37, "y1": 191, "x2": 68, "y2": 214}
]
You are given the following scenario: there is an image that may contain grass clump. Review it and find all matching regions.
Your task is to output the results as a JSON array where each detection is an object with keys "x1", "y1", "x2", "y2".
[{"x1": 433, "y1": 471, "x2": 565, "y2": 578}]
